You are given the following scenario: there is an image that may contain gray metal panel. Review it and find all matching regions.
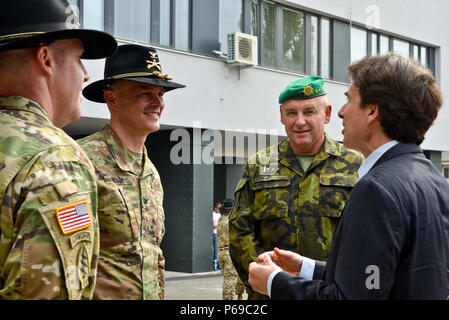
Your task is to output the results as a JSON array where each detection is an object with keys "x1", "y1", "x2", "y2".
[
  {"x1": 226, "y1": 164, "x2": 244, "y2": 199},
  {"x1": 147, "y1": 129, "x2": 216, "y2": 273},
  {"x1": 192, "y1": 0, "x2": 219, "y2": 55},
  {"x1": 192, "y1": 161, "x2": 214, "y2": 273},
  {"x1": 147, "y1": 130, "x2": 195, "y2": 272},
  {"x1": 424, "y1": 150, "x2": 442, "y2": 172},
  {"x1": 332, "y1": 20, "x2": 350, "y2": 83}
]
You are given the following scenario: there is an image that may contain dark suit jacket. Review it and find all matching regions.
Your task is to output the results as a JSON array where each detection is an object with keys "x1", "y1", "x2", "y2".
[{"x1": 272, "y1": 143, "x2": 449, "y2": 299}]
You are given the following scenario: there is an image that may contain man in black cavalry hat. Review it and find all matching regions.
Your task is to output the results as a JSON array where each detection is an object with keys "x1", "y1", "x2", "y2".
[
  {"x1": 0, "y1": 0, "x2": 117, "y2": 299},
  {"x1": 78, "y1": 44, "x2": 185, "y2": 300}
]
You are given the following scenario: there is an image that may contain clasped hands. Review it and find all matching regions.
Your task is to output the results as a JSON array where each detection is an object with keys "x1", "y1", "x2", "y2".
[{"x1": 248, "y1": 247, "x2": 303, "y2": 296}]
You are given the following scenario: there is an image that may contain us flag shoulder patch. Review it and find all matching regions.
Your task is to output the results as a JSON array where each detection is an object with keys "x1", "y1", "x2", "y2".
[{"x1": 56, "y1": 201, "x2": 93, "y2": 235}]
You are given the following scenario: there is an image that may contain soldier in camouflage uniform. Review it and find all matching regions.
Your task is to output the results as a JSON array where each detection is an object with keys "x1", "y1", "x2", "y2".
[
  {"x1": 217, "y1": 199, "x2": 245, "y2": 300},
  {"x1": 78, "y1": 44, "x2": 185, "y2": 299},
  {"x1": 0, "y1": 0, "x2": 117, "y2": 299},
  {"x1": 229, "y1": 76, "x2": 364, "y2": 299}
]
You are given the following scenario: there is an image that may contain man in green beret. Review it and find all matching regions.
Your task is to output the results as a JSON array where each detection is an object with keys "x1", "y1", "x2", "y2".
[{"x1": 229, "y1": 76, "x2": 364, "y2": 299}]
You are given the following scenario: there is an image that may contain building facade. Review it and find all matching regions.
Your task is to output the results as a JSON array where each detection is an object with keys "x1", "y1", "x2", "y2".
[{"x1": 65, "y1": 0, "x2": 449, "y2": 273}]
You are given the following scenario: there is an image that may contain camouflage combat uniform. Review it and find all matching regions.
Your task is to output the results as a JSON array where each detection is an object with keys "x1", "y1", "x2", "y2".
[
  {"x1": 77, "y1": 125, "x2": 165, "y2": 300},
  {"x1": 0, "y1": 96, "x2": 100, "y2": 300},
  {"x1": 229, "y1": 134, "x2": 363, "y2": 299},
  {"x1": 217, "y1": 213, "x2": 245, "y2": 300}
]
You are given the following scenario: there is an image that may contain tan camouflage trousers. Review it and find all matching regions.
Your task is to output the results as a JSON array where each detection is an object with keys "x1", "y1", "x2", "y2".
[{"x1": 218, "y1": 250, "x2": 245, "y2": 300}]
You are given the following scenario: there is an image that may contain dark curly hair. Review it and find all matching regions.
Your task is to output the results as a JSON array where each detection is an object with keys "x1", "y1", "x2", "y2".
[{"x1": 348, "y1": 53, "x2": 442, "y2": 145}]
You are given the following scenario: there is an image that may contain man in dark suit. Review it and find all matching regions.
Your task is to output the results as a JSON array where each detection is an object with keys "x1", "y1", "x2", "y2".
[{"x1": 248, "y1": 53, "x2": 449, "y2": 299}]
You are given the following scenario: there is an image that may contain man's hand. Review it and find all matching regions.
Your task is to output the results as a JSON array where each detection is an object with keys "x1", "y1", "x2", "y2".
[
  {"x1": 248, "y1": 254, "x2": 280, "y2": 295},
  {"x1": 270, "y1": 247, "x2": 303, "y2": 276}
]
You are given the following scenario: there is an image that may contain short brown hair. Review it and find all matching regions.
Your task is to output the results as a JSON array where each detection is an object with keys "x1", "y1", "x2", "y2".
[{"x1": 348, "y1": 53, "x2": 442, "y2": 145}]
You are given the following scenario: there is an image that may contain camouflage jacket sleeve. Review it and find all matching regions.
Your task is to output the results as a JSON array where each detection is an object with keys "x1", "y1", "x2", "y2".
[
  {"x1": 229, "y1": 162, "x2": 260, "y2": 284},
  {"x1": 0, "y1": 145, "x2": 99, "y2": 300}
]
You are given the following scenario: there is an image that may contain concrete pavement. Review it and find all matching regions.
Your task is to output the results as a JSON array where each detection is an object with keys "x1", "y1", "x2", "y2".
[{"x1": 165, "y1": 271, "x2": 248, "y2": 300}]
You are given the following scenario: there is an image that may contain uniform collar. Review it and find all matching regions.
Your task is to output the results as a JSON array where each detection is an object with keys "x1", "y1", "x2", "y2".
[
  {"x1": 279, "y1": 133, "x2": 341, "y2": 175},
  {"x1": 103, "y1": 124, "x2": 151, "y2": 176},
  {"x1": 0, "y1": 95, "x2": 52, "y2": 123}
]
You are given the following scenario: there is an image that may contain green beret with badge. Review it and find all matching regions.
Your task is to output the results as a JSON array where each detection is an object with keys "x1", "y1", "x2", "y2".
[{"x1": 278, "y1": 76, "x2": 327, "y2": 104}]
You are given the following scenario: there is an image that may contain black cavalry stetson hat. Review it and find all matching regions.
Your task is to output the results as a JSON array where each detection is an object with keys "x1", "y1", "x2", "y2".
[
  {"x1": 83, "y1": 44, "x2": 186, "y2": 103},
  {"x1": 0, "y1": 0, "x2": 117, "y2": 59}
]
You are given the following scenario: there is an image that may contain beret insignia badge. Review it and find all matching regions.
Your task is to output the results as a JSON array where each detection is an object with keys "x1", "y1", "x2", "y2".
[{"x1": 303, "y1": 84, "x2": 314, "y2": 97}]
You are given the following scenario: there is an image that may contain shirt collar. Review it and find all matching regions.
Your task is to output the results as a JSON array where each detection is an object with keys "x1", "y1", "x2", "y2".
[{"x1": 358, "y1": 140, "x2": 399, "y2": 179}]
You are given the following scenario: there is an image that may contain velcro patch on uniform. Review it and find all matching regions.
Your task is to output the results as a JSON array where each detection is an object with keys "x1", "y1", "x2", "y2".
[
  {"x1": 56, "y1": 201, "x2": 93, "y2": 235},
  {"x1": 70, "y1": 231, "x2": 93, "y2": 248},
  {"x1": 258, "y1": 165, "x2": 279, "y2": 175}
]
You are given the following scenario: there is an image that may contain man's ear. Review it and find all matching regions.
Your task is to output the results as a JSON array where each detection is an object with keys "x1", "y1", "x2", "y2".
[
  {"x1": 366, "y1": 104, "x2": 381, "y2": 124},
  {"x1": 104, "y1": 89, "x2": 118, "y2": 111},
  {"x1": 324, "y1": 105, "x2": 332, "y2": 124},
  {"x1": 33, "y1": 45, "x2": 54, "y2": 76},
  {"x1": 280, "y1": 105, "x2": 285, "y2": 125}
]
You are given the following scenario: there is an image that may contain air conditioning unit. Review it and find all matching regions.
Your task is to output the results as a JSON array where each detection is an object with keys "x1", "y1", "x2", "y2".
[{"x1": 227, "y1": 32, "x2": 258, "y2": 67}]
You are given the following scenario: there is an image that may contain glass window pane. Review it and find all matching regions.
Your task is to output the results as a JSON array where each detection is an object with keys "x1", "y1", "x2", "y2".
[
  {"x1": 282, "y1": 8, "x2": 305, "y2": 73},
  {"x1": 261, "y1": 1, "x2": 275, "y2": 68},
  {"x1": 380, "y1": 35, "x2": 389, "y2": 55},
  {"x1": 413, "y1": 44, "x2": 420, "y2": 60},
  {"x1": 114, "y1": 0, "x2": 151, "y2": 43},
  {"x1": 83, "y1": 0, "x2": 104, "y2": 31},
  {"x1": 393, "y1": 38, "x2": 410, "y2": 58},
  {"x1": 310, "y1": 16, "x2": 318, "y2": 75},
  {"x1": 371, "y1": 33, "x2": 378, "y2": 55},
  {"x1": 219, "y1": 0, "x2": 243, "y2": 54},
  {"x1": 421, "y1": 46, "x2": 428, "y2": 67},
  {"x1": 159, "y1": 0, "x2": 171, "y2": 46},
  {"x1": 174, "y1": 0, "x2": 190, "y2": 51},
  {"x1": 320, "y1": 17, "x2": 330, "y2": 78},
  {"x1": 250, "y1": 0, "x2": 259, "y2": 36},
  {"x1": 351, "y1": 27, "x2": 367, "y2": 63}
]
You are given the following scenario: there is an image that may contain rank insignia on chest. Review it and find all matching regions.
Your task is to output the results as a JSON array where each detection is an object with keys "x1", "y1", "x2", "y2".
[
  {"x1": 56, "y1": 201, "x2": 93, "y2": 235},
  {"x1": 259, "y1": 165, "x2": 279, "y2": 175}
]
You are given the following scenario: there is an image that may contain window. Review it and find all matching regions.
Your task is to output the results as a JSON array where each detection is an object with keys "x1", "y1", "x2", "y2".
[
  {"x1": 158, "y1": 1, "x2": 171, "y2": 47},
  {"x1": 219, "y1": 0, "x2": 243, "y2": 54},
  {"x1": 421, "y1": 46, "x2": 428, "y2": 67},
  {"x1": 444, "y1": 167, "x2": 449, "y2": 179},
  {"x1": 114, "y1": 0, "x2": 151, "y2": 43},
  {"x1": 370, "y1": 33, "x2": 378, "y2": 55},
  {"x1": 393, "y1": 38, "x2": 410, "y2": 58},
  {"x1": 83, "y1": 0, "x2": 104, "y2": 31},
  {"x1": 412, "y1": 44, "x2": 420, "y2": 60},
  {"x1": 81, "y1": 0, "x2": 435, "y2": 82},
  {"x1": 174, "y1": 0, "x2": 190, "y2": 51},
  {"x1": 310, "y1": 15, "x2": 318, "y2": 75},
  {"x1": 380, "y1": 35, "x2": 389, "y2": 55},
  {"x1": 351, "y1": 27, "x2": 367, "y2": 63},
  {"x1": 250, "y1": 0, "x2": 259, "y2": 36},
  {"x1": 261, "y1": 1, "x2": 276, "y2": 68},
  {"x1": 320, "y1": 17, "x2": 331, "y2": 78},
  {"x1": 282, "y1": 8, "x2": 305, "y2": 73}
]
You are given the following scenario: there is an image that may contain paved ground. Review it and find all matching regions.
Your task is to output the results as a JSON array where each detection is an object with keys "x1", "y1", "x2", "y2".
[{"x1": 165, "y1": 271, "x2": 248, "y2": 300}]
